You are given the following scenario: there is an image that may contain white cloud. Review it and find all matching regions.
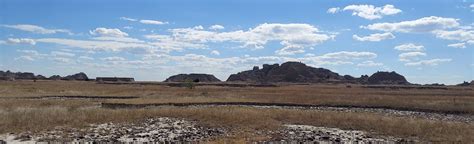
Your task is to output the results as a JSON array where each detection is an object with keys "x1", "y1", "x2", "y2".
[
  {"x1": 6, "y1": 38, "x2": 36, "y2": 45},
  {"x1": 317, "y1": 51, "x2": 377, "y2": 60},
  {"x1": 35, "y1": 38, "x2": 154, "y2": 52},
  {"x1": 352, "y1": 32, "x2": 395, "y2": 42},
  {"x1": 362, "y1": 16, "x2": 460, "y2": 33},
  {"x1": 342, "y1": 4, "x2": 401, "y2": 20},
  {"x1": 327, "y1": 7, "x2": 340, "y2": 14},
  {"x1": 79, "y1": 56, "x2": 94, "y2": 60},
  {"x1": 52, "y1": 57, "x2": 73, "y2": 63},
  {"x1": 399, "y1": 52, "x2": 426, "y2": 62},
  {"x1": 447, "y1": 43, "x2": 466, "y2": 48},
  {"x1": 145, "y1": 34, "x2": 207, "y2": 52},
  {"x1": 120, "y1": 17, "x2": 137, "y2": 22},
  {"x1": 51, "y1": 51, "x2": 75, "y2": 57},
  {"x1": 433, "y1": 29, "x2": 474, "y2": 42},
  {"x1": 209, "y1": 25, "x2": 225, "y2": 30},
  {"x1": 357, "y1": 61, "x2": 383, "y2": 67},
  {"x1": 15, "y1": 56, "x2": 35, "y2": 61},
  {"x1": 101, "y1": 56, "x2": 126, "y2": 61},
  {"x1": 90, "y1": 28, "x2": 128, "y2": 37},
  {"x1": 139, "y1": 19, "x2": 168, "y2": 25},
  {"x1": 92, "y1": 36, "x2": 144, "y2": 43},
  {"x1": 210, "y1": 50, "x2": 220, "y2": 55},
  {"x1": 167, "y1": 23, "x2": 333, "y2": 55},
  {"x1": 394, "y1": 43, "x2": 425, "y2": 51},
  {"x1": 17, "y1": 23, "x2": 333, "y2": 55},
  {"x1": 15, "y1": 50, "x2": 47, "y2": 61},
  {"x1": 120, "y1": 17, "x2": 168, "y2": 25},
  {"x1": 2, "y1": 24, "x2": 71, "y2": 34},
  {"x1": 405, "y1": 59, "x2": 451, "y2": 66}
]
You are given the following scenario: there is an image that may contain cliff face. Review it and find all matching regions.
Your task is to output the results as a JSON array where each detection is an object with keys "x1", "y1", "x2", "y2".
[
  {"x1": 226, "y1": 62, "x2": 411, "y2": 85},
  {"x1": 164, "y1": 73, "x2": 221, "y2": 82}
]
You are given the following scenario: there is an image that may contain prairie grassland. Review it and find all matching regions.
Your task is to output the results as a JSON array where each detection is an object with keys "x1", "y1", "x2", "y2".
[
  {"x1": 1, "y1": 81, "x2": 472, "y2": 113},
  {"x1": 1, "y1": 106, "x2": 473, "y2": 142},
  {"x1": 0, "y1": 80, "x2": 473, "y2": 142}
]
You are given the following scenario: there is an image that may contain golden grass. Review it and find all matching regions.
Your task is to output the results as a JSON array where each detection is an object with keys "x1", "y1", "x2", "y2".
[
  {"x1": 0, "y1": 106, "x2": 472, "y2": 142},
  {"x1": 0, "y1": 81, "x2": 473, "y2": 142}
]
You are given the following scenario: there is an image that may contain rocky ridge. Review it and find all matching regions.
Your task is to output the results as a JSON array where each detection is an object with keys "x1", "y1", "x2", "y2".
[
  {"x1": 226, "y1": 61, "x2": 410, "y2": 85},
  {"x1": 164, "y1": 73, "x2": 221, "y2": 82},
  {"x1": 0, "y1": 71, "x2": 89, "y2": 81}
]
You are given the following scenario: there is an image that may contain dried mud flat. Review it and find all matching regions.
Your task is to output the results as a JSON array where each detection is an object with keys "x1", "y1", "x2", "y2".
[{"x1": 0, "y1": 117, "x2": 410, "y2": 143}]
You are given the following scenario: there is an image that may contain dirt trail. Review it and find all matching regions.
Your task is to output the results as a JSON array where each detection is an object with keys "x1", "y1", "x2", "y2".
[
  {"x1": 0, "y1": 95, "x2": 139, "y2": 99},
  {"x1": 101, "y1": 102, "x2": 473, "y2": 123}
]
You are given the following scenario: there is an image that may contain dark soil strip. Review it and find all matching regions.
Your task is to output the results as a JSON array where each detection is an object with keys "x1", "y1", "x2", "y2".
[
  {"x1": 362, "y1": 85, "x2": 451, "y2": 90},
  {"x1": 100, "y1": 102, "x2": 470, "y2": 115},
  {"x1": 98, "y1": 82, "x2": 278, "y2": 87},
  {"x1": 0, "y1": 95, "x2": 139, "y2": 99}
]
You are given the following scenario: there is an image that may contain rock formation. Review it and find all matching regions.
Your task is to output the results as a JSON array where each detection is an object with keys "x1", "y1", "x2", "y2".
[
  {"x1": 456, "y1": 81, "x2": 474, "y2": 86},
  {"x1": 226, "y1": 62, "x2": 410, "y2": 85},
  {"x1": 49, "y1": 75, "x2": 62, "y2": 80},
  {"x1": 227, "y1": 62, "x2": 348, "y2": 83},
  {"x1": 367, "y1": 71, "x2": 409, "y2": 85},
  {"x1": 0, "y1": 70, "x2": 35, "y2": 80},
  {"x1": 164, "y1": 73, "x2": 221, "y2": 82},
  {"x1": 62, "y1": 72, "x2": 89, "y2": 81},
  {"x1": 0, "y1": 70, "x2": 89, "y2": 81}
]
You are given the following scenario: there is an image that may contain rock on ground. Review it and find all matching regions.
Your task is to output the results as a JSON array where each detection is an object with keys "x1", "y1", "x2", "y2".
[
  {"x1": 266, "y1": 125, "x2": 413, "y2": 143},
  {"x1": 0, "y1": 117, "x2": 226, "y2": 143}
]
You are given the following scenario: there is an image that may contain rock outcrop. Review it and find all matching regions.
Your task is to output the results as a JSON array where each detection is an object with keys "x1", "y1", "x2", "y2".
[
  {"x1": 62, "y1": 72, "x2": 89, "y2": 81},
  {"x1": 49, "y1": 75, "x2": 62, "y2": 80},
  {"x1": 0, "y1": 71, "x2": 35, "y2": 80},
  {"x1": 227, "y1": 62, "x2": 347, "y2": 83},
  {"x1": 456, "y1": 81, "x2": 474, "y2": 86},
  {"x1": 226, "y1": 62, "x2": 410, "y2": 85},
  {"x1": 164, "y1": 74, "x2": 221, "y2": 82},
  {"x1": 0, "y1": 70, "x2": 89, "y2": 81},
  {"x1": 367, "y1": 71, "x2": 409, "y2": 85}
]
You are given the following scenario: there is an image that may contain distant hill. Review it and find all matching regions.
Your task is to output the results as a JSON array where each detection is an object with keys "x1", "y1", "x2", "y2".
[
  {"x1": 226, "y1": 61, "x2": 410, "y2": 85},
  {"x1": 0, "y1": 70, "x2": 89, "y2": 81},
  {"x1": 367, "y1": 71, "x2": 409, "y2": 85},
  {"x1": 164, "y1": 73, "x2": 221, "y2": 82}
]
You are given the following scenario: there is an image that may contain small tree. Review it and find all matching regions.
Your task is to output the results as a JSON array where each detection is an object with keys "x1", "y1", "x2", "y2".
[{"x1": 183, "y1": 79, "x2": 195, "y2": 89}]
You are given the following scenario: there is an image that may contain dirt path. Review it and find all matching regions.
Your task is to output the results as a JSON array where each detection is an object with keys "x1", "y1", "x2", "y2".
[
  {"x1": 0, "y1": 95, "x2": 139, "y2": 99},
  {"x1": 101, "y1": 102, "x2": 473, "y2": 123}
]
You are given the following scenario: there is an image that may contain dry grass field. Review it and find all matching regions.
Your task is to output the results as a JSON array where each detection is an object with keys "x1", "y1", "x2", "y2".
[{"x1": 0, "y1": 80, "x2": 473, "y2": 142}]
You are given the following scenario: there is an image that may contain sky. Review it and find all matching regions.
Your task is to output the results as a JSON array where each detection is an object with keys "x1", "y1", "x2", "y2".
[{"x1": 0, "y1": 0, "x2": 473, "y2": 84}]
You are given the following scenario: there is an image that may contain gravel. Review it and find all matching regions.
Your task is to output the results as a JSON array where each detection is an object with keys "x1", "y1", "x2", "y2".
[{"x1": 0, "y1": 117, "x2": 226, "y2": 143}]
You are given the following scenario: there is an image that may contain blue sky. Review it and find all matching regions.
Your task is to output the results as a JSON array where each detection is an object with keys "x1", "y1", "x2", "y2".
[{"x1": 0, "y1": 0, "x2": 473, "y2": 84}]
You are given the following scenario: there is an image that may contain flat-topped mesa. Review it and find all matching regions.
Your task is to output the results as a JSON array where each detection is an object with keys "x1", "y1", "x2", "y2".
[
  {"x1": 367, "y1": 71, "x2": 410, "y2": 85},
  {"x1": 164, "y1": 73, "x2": 221, "y2": 82},
  {"x1": 226, "y1": 61, "x2": 347, "y2": 83}
]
